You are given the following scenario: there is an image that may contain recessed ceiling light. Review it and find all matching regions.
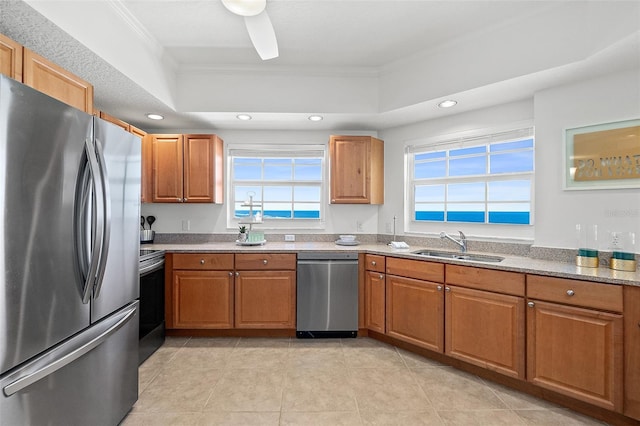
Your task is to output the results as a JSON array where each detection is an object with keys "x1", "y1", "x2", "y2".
[
  {"x1": 308, "y1": 115, "x2": 323, "y2": 122},
  {"x1": 437, "y1": 100, "x2": 458, "y2": 108},
  {"x1": 146, "y1": 113, "x2": 164, "y2": 120},
  {"x1": 236, "y1": 114, "x2": 252, "y2": 121}
]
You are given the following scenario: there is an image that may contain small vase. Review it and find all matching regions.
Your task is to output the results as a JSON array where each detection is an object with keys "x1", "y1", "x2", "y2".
[{"x1": 238, "y1": 233, "x2": 247, "y2": 242}]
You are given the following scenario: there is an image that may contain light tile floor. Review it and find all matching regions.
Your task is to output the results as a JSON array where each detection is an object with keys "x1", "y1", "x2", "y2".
[{"x1": 121, "y1": 337, "x2": 607, "y2": 426}]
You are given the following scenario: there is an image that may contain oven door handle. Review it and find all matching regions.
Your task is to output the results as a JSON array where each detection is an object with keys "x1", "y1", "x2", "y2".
[{"x1": 139, "y1": 259, "x2": 165, "y2": 276}]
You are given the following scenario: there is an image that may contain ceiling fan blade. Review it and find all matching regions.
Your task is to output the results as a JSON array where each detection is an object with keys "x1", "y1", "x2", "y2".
[{"x1": 244, "y1": 11, "x2": 279, "y2": 60}]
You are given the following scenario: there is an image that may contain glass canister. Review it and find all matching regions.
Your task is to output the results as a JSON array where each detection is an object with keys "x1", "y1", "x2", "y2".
[
  {"x1": 575, "y1": 224, "x2": 599, "y2": 268},
  {"x1": 609, "y1": 231, "x2": 637, "y2": 272}
]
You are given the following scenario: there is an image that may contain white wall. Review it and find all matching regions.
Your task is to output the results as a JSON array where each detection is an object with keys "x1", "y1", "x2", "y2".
[
  {"x1": 534, "y1": 69, "x2": 640, "y2": 250},
  {"x1": 142, "y1": 70, "x2": 640, "y2": 252},
  {"x1": 141, "y1": 129, "x2": 382, "y2": 236}
]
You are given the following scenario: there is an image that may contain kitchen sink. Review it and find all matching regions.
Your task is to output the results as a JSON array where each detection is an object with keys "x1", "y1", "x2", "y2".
[{"x1": 412, "y1": 250, "x2": 504, "y2": 263}]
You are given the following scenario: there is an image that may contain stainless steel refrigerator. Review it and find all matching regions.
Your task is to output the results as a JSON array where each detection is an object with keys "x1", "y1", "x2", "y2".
[{"x1": 0, "y1": 75, "x2": 141, "y2": 425}]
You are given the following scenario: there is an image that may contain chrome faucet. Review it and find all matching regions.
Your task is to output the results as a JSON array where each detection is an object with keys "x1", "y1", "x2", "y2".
[{"x1": 440, "y1": 231, "x2": 467, "y2": 253}]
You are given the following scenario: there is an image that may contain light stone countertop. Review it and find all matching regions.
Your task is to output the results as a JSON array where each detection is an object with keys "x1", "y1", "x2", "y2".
[{"x1": 144, "y1": 241, "x2": 640, "y2": 287}]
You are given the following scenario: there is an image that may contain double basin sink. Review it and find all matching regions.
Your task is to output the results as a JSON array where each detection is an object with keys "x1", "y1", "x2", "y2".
[{"x1": 412, "y1": 250, "x2": 504, "y2": 263}]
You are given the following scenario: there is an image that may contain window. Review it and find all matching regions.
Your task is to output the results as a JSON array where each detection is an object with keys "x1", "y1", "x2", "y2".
[
  {"x1": 228, "y1": 145, "x2": 325, "y2": 227},
  {"x1": 408, "y1": 128, "x2": 534, "y2": 226}
]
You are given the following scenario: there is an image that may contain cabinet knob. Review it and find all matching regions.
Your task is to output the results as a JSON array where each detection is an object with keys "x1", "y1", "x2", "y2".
[
  {"x1": 263, "y1": 259, "x2": 268, "y2": 265},
  {"x1": 183, "y1": 198, "x2": 187, "y2": 202},
  {"x1": 566, "y1": 289, "x2": 575, "y2": 296},
  {"x1": 437, "y1": 285, "x2": 443, "y2": 291},
  {"x1": 235, "y1": 272, "x2": 239, "y2": 277},
  {"x1": 379, "y1": 274, "x2": 384, "y2": 279},
  {"x1": 176, "y1": 197, "x2": 182, "y2": 202},
  {"x1": 445, "y1": 286, "x2": 450, "y2": 292},
  {"x1": 200, "y1": 259, "x2": 205, "y2": 265},
  {"x1": 228, "y1": 272, "x2": 233, "y2": 276},
  {"x1": 528, "y1": 301, "x2": 535, "y2": 308},
  {"x1": 371, "y1": 261, "x2": 376, "y2": 266}
]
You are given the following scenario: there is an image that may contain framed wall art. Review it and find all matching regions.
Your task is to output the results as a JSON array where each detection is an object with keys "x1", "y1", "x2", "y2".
[{"x1": 564, "y1": 118, "x2": 640, "y2": 190}]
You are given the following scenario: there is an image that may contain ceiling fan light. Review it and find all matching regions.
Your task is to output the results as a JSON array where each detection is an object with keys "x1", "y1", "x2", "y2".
[{"x1": 221, "y1": 0, "x2": 266, "y2": 17}]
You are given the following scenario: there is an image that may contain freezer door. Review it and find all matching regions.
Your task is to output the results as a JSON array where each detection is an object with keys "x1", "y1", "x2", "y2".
[
  {"x1": 90, "y1": 117, "x2": 141, "y2": 322},
  {"x1": 0, "y1": 302, "x2": 139, "y2": 426},
  {"x1": 0, "y1": 76, "x2": 92, "y2": 375}
]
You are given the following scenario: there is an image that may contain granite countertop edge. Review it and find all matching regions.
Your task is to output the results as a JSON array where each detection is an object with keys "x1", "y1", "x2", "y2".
[{"x1": 144, "y1": 241, "x2": 640, "y2": 287}]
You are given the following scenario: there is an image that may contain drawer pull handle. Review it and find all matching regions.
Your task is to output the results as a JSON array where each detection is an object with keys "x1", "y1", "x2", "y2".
[
  {"x1": 263, "y1": 259, "x2": 268, "y2": 265},
  {"x1": 566, "y1": 289, "x2": 575, "y2": 296},
  {"x1": 528, "y1": 301, "x2": 535, "y2": 308},
  {"x1": 200, "y1": 259, "x2": 205, "y2": 265},
  {"x1": 371, "y1": 261, "x2": 376, "y2": 266}
]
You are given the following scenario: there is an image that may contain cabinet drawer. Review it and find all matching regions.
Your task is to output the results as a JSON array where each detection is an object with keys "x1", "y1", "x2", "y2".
[
  {"x1": 235, "y1": 253, "x2": 296, "y2": 270},
  {"x1": 527, "y1": 275, "x2": 623, "y2": 312},
  {"x1": 386, "y1": 257, "x2": 444, "y2": 283},
  {"x1": 364, "y1": 254, "x2": 385, "y2": 272},
  {"x1": 446, "y1": 265, "x2": 524, "y2": 296},
  {"x1": 173, "y1": 253, "x2": 234, "y2": 270}
]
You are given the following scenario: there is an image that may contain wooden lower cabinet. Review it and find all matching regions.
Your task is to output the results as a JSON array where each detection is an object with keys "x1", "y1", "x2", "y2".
[
  {"x1": 172, "y1": 270, "x2": 234, "y2": 329},
  {"x1": 527, "y1": 300, "x2": 623, "y2": 412},
  {"x1": 365, "y1": 270, "x2": 386, "y2": 333},
  {"x1": 445, "y1": 285, "x2": 525, "y2": 379},
  {"x1": 235, "y1": 270, "x2": 296, "y2": 328},
  {"x1": 386, "y1": 274, "x2": 444, "y2": 352},
  {"x1": 624, "y1": 285, "x2": 640, "y2": 420}
]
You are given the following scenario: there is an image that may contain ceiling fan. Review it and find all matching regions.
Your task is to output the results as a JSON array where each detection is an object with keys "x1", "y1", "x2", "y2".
[{"x1": 221, "y1": 0, "x2": 279, "y2": 60}]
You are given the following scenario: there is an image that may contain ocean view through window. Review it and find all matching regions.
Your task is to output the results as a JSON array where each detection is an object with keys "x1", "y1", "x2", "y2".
[
  {"x1": 228, "y1": 146, "x2": 325, "y2": 227},
  {"x1": 408, "y1": 127, "x2": 534, "y2": 226}
]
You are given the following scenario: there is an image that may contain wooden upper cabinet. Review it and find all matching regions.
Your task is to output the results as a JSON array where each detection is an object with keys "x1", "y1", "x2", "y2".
[
  {"x1": 624, "y1": 285, "x2": 640, "y2": 420},
  {"x1": 22, "y1": 48, "x2": 93, "y2": 113},
  {"x1": 0, "y1": 33, "x2": 23, "y2": 80},
  {"x1": 152, "y1": 134, "x2": 184, "y2": 203},
  {"x1": 151, "y1": 134, "x2": 223, "y2": 203},
  {"x1": 98, "y1": 111, "x2": 129, "y2": 131},
  {"x1": 329, "y1": 135, "x2": 384, "y2": 204},
  {"x1": 183, "y1": 134, "x2": 224, "y2": 203}
]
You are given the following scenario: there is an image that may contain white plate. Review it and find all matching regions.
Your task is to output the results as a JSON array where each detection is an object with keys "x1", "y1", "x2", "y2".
[
  {"x1": 236, "y1": 240, "x2": 267, "y2": 246},
  {"x1": 335, "y1": 240, "x2": 360, "y2": 246}
]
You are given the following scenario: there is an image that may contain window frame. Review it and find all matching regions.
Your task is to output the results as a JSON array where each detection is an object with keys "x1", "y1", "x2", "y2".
[
  {"x1": 405, "y1": 126, "x2": 535, "y2": 238},
  {"x1": 227, "y1": 144, "x2": 327, "y2": 230}
]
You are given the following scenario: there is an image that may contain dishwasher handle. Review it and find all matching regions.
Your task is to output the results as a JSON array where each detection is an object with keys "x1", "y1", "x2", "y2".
[{"x1": 297, "y1": 259, "x2": 358, "y2": 266}]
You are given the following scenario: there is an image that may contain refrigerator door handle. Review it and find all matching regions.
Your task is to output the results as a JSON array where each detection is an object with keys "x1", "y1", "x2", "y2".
[
  {"x1": 92, "y1": 138, "x2": 111, "y2": 299},
  {"x1": 2, "y1": 303, "x2": 138, "y2": 397},
  {"x1": 78, "y1": 138, "x2": 105, "y2": 304}
]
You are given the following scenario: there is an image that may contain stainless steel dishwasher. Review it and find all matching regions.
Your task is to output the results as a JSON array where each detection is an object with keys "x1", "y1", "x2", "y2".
[{"x1": 296, "y1": 252, "x2": 358, "y2": 338}]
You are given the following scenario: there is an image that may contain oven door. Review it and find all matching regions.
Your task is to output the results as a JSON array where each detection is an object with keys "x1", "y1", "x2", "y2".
[{"x1": 139, "y1": 255, "x2": 165, "y2": 365}]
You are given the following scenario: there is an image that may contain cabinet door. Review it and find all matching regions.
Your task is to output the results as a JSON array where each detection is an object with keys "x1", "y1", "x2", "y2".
[
  {"x1": 329, "y1": 135, "x2": 383, "y2": 204},
  {"x1": 152, "y1": 134, "x2": 184, "y2": 203},
  {"x1": 235, "y1": 271, "x2": 296, "y2": 328},
  {"x1": 183, "y1": 134, "x2": 219, "y2": 203},
  {"x1": 624, "y1": 285, "x2": 640, "y2": 420},
  {"x1": 0, "y1": 33, "x2": 23, "y2": 80},
  {"x1": 365, "y1": 271, "x2": 386, "y2": 333},
  {"x1": 387, "y1": 275, "x2": 444, "y2": 352},
  {"x1": 527, "y1": 300, "x2": 623, "y2": 412},
  {"x1": 172, "y1": 270, "x2": 234, "y2": 329},
  {"x1": 445, "y1": 285, "x2": 525, "y2": 379},
  {"x1": 130, "y1": 127, "x2": 151, "y2": 204},
  {"x1": 23, "y1": 48, "x2": 93, "y2": 113}
]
